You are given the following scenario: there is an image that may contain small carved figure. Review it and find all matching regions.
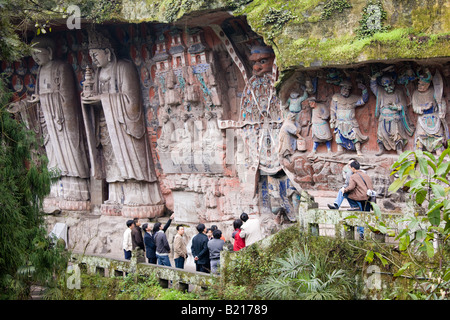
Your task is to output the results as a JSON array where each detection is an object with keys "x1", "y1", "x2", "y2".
[
  {"x1": 285, "y1": 89, "x2": 308, "y2": 114},
  {"x1": 370, "y1": 71, "x2": 415, "y2": 155},
  {"x1": 307, "y1": 97, "x2": 332, "y2": 158},
  {"x1": 412, "y1": 68, "x2": 449, "y2": 154},
  {"x1": 329, "y1": 80, "x2": 369, "y2": 156},
  {"x1": 157, "y1": 113, "x2": 176, "y2": 153},
  {"x1": 278, "y1": 113, "x2": 303, "y2": 164}
]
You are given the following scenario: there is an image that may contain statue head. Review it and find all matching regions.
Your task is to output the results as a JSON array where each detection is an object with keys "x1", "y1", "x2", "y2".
[
  {"x1": 289, "y1": 91, "x2": 300, "y2": 99},
  {"x1": 88, "y1": 29, "x2": 116, "y2": 68},
  {"x1": 30, "y1": 36, "x2": 56, "y2": 66},
  {"x1": 339, "y1": 80, "x2": 352, "y2": 98},
  {"x1": 381, "y1": 75, "x2": 395, "y2": 94},
  {"x1": 249, "y1": 45, "x2": 275, "y2": 77},
  {"x1": 417, "y1": 69, "x2": 432, "y2": 92}
]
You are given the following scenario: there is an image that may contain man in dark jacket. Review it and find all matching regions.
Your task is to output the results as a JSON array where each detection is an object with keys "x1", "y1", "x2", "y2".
[
  {"x1": 143, "y1": 213, "x2": 174, "y2": 264},
  {"x1": 191, "y1": 223, "x2": 210, "y2": 273},
  {"x1": 208, "y1": 229, "x2": 224, "y2": 274},
  {"x1": 131, "y1": 218, "x2": 145, "y2": 251},
  {"x1": 154, "y1": 224, "x2": 171, "y2": 266}
]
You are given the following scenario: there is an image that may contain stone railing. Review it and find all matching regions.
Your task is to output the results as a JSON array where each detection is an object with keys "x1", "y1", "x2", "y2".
[
  {"x1": 297, "y1": 190, "x2": 405, "y2": 243},
  {"x1": 299, "y1": 207, "x2": 403, "y2": 243},
  {"x1": 297, "y1": 191, "x2": 442, "y2": 244},
  {"x1": 70, "y1": 251, "x2": 215, "y2": 292}
]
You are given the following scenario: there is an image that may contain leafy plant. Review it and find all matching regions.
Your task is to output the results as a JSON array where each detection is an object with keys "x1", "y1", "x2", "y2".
[
  {"x1": 320, "y1": 0, "x2": 352, "y2": 20},
  {"x1": 356, "y1": 141, "x2": 450, "y2": 299},
  {"x1": 0, "y1": 74, "x2": 67, "y2": 299},
  {"x1": 262, "y1": 6, "x2": 297, "y2": 40},
  {"x1": 256, "y1": 246, "x2": 353, "y2": 300},
  {"x1": 389, "y1": 143, "x2": 450, "y2": 257}
]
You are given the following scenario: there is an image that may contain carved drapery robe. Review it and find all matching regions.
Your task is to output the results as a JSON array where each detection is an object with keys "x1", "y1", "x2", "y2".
[
  {"x1": 311, "y1": 103, "x2": 332, "y2": 143},
  {"x1": 83, "y1": 59, "x2": 163, "y2": 205},
  {"x1": 330, "y1": 93, "x2": 368, "y2": 150},
  {"x1": 371, "y1": 80, "x2": 414, "y2": 151},
  {"x1": 38, "y1": 60, "x2": 90, "y2": 200},
  {"x1": 412, "y1": 86, "x2": 448, "y2": 152}
]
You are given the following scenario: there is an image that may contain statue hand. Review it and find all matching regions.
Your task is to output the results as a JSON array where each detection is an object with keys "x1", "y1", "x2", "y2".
[
  {"x1": 357, "y1": 83, "x2": 366, "y2": 90},
  {"x1": 81, "y1": 94, "x2": 101, "y2": 104},
  {"x1": 27, "y1": 94, "x2": 40, "y2": 104},
  {"x1": 390, "y1": 104, "x2": 401, "y2": 111},
  {"x1": 329, "y1": 119, "x2": 336, "y2": 128}
]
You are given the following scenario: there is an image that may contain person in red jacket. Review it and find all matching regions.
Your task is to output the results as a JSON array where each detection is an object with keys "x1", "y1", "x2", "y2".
[{"x1": 232, "y1": 219, "x2": 245, "y2": 251}]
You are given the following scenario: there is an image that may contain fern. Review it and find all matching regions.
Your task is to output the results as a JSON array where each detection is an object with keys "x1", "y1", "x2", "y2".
[{"x1": 256, "y1": 246, "x2": 353, "y2": 300}]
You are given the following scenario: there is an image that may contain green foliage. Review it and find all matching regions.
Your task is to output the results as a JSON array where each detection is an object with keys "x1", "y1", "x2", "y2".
[
  {"x1": 221, "y1": 226, "x2": 373, "y2": 299},
  {"x1": 256, "y1": 245, "x2": 354, "y2": 300},
  {"x1": 222, "y1": 245, "x2": 273, "y2": 288},
  {"x1": 74, "y1": 0, "x2": 122, "y2": 24},
  {"x1": 225, "y1": 0, "x2": 253, "y2": 11},
  {"x1": 389, "y1": 144, "x2": 450, "y2": 236},
  {"x1": 320, "y1": 0, "x2": 352, "y2": 20},
  {"x1": 356, "y1": 142, "x2": 450, "y2": 299},
  {"x1": 55, "y1": 273, "x2": 199, "y2": 300},
  {"x1": 0, "y1": 74, "x2": 67, "y2": 299},
  {"x1": 262, "y1": 6, "x2": 297, "y2": 40}
]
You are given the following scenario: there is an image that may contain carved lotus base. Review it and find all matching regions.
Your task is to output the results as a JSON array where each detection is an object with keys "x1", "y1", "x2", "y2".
[
  {"x1": 43, "y1": 197, "x2": 91, "y2": 212},
  {"x1": 100, "y1": 203, "x2": 165, "y2": 219}
]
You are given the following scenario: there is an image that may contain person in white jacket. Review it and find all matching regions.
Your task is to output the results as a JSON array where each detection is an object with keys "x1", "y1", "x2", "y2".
[
  {"x1": 239, "y1": 213, "x2": 262, "y2": 246},
  {"x1": 123, "y1": 220, "x2": 134, "y2": 260}
]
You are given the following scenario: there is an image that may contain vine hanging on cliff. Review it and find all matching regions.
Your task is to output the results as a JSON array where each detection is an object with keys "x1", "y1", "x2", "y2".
[
  {"x1": 355, "y1": 0, "x2": 389, "y2": 39},
  {"x1": 262, "y1": 6, "x2": 297, "y2": 40},
  {"x1": 320, "y1": 0, "x2": 352, "y2": 20}
]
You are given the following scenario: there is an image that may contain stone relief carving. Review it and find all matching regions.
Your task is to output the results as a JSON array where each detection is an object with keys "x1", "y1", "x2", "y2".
[
  {"x1": 238, "y1": 44, "x2": 281, "y2": 175},
  {"x1": 2, "y1": 20, "x2": 450, "y2": 228},
  {"x1": 330, "y1": 79, "x2": 369, "y2": 156},
  {"x1": 153, "y1": 26, "x2": 225, "y2": 175},
  {"x1": 370, "y1": 66, "x2": 415, "y2": 155},
  {"x1": 9, "y1": 35, "x2": 91, "y2": 211},
  {"x1": 307, "y1": 97, "x2": 332, "y2": 159},
  {"x1": 80, "y1": 28, "x2": 164, "y2": 216},
  {"x1": 412, "y1": 68, "x2": 449, "y2": 154}
]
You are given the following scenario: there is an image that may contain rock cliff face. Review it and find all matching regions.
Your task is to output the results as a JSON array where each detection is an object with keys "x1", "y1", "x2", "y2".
[{"x1": 2, "y1": 0, "x2": 449, "y2": 255}]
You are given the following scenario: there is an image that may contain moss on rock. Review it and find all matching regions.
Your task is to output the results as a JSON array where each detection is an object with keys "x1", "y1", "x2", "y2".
[{"x1": 232, "y1": 0, "x2": 449, "y2": 71}]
